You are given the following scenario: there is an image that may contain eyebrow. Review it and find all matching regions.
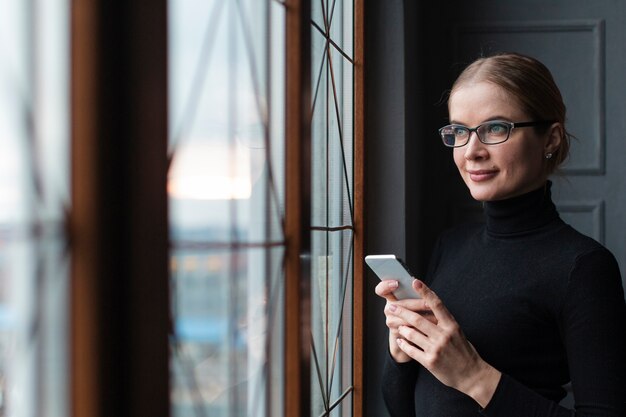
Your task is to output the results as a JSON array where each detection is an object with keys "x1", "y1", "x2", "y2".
[{"x1": 449, "y1": 115, "x2": 513, "y2": 125}]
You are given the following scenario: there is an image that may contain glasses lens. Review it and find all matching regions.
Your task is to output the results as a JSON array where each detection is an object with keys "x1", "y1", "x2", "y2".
[
  {"x1": 478, "y1": 121, "x2": 511, "y2": 144},
  {"x1": 440, "y1": 125, "x2": 467, "y2": 147}
]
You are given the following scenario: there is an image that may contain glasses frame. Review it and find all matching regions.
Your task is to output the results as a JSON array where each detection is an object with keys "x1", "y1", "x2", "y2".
[{"x1": 438, "y1": 120, "x2": 556, "y2": 148}]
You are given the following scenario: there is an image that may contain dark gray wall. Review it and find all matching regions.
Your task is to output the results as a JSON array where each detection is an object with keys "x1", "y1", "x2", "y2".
[
  {"x1": 364, "y1": 1, "x2": 411, "y2": 415},
  {"x1": 363, "y1": 1, "x2": 458, "y2": 415}
]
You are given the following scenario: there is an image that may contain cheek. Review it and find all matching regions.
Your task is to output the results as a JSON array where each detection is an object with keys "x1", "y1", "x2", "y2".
[
  {"x1": 499, "y1": 149, "x2": 541, "y2": 180},
  {"x1": 509, "y1": 144, "x2": 543, "y2": 172},
  {"x1": 453, "y1": 150, "x2": 465, "y2": 170}
]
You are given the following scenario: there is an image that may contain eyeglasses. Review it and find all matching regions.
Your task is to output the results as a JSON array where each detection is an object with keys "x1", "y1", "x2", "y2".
[{"x1": 438, "y1": 120, "x2": 556, "y2": 148}]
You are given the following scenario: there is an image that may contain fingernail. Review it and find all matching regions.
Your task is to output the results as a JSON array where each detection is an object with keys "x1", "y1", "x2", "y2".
[
  {"x1": 414, "y1": 279, "x2": 423, "y2": 289},
  {"x1": 388, "y1": 280, "x2": 399, "y2": 289},
  {"x1": 387, "y1": 303, "x2": 397, "y2": 312},
  {"x1": 396, "y1": 338, "x2": 403, "y2": 345}
]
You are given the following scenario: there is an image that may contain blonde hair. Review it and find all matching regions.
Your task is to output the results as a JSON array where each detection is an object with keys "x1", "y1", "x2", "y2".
[{"x1": 450, "y1": 53, "x2": 571, "y2": 173}]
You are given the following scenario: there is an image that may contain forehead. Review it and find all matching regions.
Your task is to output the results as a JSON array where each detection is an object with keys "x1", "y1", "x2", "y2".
[{"x1": 448, "y1": 82, "x2": 525, "y2": 123}]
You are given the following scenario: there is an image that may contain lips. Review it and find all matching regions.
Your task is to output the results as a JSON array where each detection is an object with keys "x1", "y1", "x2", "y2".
[{"x1": 467, "y1": 169, "x2": 498, "y2": 182}]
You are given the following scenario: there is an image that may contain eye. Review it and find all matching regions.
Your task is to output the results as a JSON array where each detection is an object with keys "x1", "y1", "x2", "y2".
[
  {"x1": 486, "y1": 122, "x2": 509, "y2": 136},
  {"x1": 440, "y1": 126, "x2": 454, "y2": 135},
  {"x1": 453, "y1": 126, "x2": 469, "y2": 137}
]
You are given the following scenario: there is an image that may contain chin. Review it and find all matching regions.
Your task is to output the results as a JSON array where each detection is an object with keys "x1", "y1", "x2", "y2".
[
  {"x1": 465, "y1": 181, "x2": 507, "y2": 202},
  {"x1": 470, "y1": 190, "x2": 496, "y2": 202},
  {"x1": 468, "y1": 183, "x2": 536, "y2": 202}
]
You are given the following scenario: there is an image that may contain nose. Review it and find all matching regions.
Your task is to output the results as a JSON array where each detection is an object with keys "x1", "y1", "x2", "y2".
[{"x1": 463, "y1": 131, "x2": 488, "y2": 160}]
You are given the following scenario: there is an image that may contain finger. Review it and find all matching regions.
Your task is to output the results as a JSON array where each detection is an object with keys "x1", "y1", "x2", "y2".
[
  {"x1": 396, "y1": 336, "x2": 427, "y2": 363},
  {"x1": 386, "y1": 311, "x2": 436, "y2": 328},
  {"x1": 385, "y1": 313, "x2": 409, "y2": 330},
  {"x1": 412, "y1": 279, "x2": 456, "y2": 325},
  {"x1": 398, "y1": 324, "x2": 431, "y2": 351},
  {"x1": 395, "y1": 297, "x2": 432, "y2": 312},
  {"x1": 417, "y1": 311, "x2": 438, "y2": 325},
  {"x1": 375, "y1": 280, "x2": 400, "y2": 302},
  {"x1": 386, "y1": 303, "x2": 438, "y2": 336},
  {"x1": 394, "y1": 298, "x2": 438, "y2": 324}
]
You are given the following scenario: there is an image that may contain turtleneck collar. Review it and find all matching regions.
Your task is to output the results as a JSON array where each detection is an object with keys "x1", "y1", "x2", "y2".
[{"x1": 483, "y1": 181, "x2": 560, "y2": 236}]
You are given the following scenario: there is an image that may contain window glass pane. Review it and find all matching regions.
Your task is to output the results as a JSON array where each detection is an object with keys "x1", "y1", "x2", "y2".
[
  {"x1": 311, "y1": 230, "x2": 353, "y2": 417},
  {"x1": 310, "y1": 0, "x2": 354, "y2": 415},
  {"x1": 0, "y1": 1, "x2": 69, "y2": 416},
  {"x1": 168, "y1": 1, "x2": 285, "y2": 416}
]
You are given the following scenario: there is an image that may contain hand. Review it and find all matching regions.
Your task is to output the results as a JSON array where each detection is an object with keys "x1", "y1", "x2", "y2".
[
  {"x1": 386, "y1": 279, "x2": 501, "y2": 408},
  {"x1": 375, "y1": 279, "x2": 436, "y2": 363}
]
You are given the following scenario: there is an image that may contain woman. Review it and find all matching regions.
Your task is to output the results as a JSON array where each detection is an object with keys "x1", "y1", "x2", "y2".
[{"x1": 376, "y1": 53, "x2": 626, "y2": 416}]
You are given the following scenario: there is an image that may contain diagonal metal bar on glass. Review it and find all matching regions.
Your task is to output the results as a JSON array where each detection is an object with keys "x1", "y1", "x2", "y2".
[
  {"x1": 250, "y1": 248, "x2": 286, "y2": 417},
  {"x1": 263, "y1": 0, "x2": 280, "y2": 276},
  {"x1": 232, "y1": 0, "x2": 269, "y2": 138},
  {"x1": 309, "y1": 0, "x2": 328, "y2": 121},
  {"x1": 327, "y1": 238, "x2": 353, "y2": 401},
  {"x1": 319, "y1": 0, "x2": 330, "y2": 41},
  {"x1": 12, "y1": 37, "x2": 45, "y2": 205},
  {"x1": 324, "y1": 39, "x2": 354, "y2": 221},
  {"x1": 318, "y1": 386, "x2": 354, "y2": 417},
  {"x1": 318, "y1": 0, "x2": 341, "y2": 60},
  {"x1": 234, "y1": 0, "x2": 286, "y2": 237},
  {"x1": 311, "y1": 336, "x2": 331, "y2": 412},
  {"x1": 227, "y1": 9, "x2": 243, "y2": 404},
  {"x1": 168, "y1": 0, "x2": 225, "y2": 159},
  {"x1": 311, "y1": 20, "x2": 354, "y2": 65},
  {"x1": 23, "y1": 105, "x2": 45, "y2": 203},
  {"x1": 328, "y1": 0, "x2": 338, "y2": 30},
  {"x1": 31, "y1": 235, "x2": 46, "y2": 417},
  {"x1": 170, "y1": 341, "x2": 208, "y2": 417},
  {"x1": 311, "y1": 41, "x2": 330, "y2": 122}
]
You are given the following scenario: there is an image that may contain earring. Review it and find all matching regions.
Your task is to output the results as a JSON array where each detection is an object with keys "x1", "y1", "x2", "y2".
[{"x1": 545, "y1": 152, "x2": 553, "y2": 159}]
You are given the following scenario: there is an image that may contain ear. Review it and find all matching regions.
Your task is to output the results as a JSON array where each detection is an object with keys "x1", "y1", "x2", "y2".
[{"x1": 544, "y1": 122, "x2": 563, "y2": 154}]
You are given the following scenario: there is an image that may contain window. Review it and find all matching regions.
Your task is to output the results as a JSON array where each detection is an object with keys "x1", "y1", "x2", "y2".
[
  {"x1": 0, "y1": 1, "x2": 70, "y2": 416},
  {"x1": 167, "y1": 0, "x2": 364, "y2": 416},
  {"x1": 168, "y1": 1, "x2": 286, "y2": 415},
  {"x1": 310, "y1": 1, "x2": 356, "y2": 415}
]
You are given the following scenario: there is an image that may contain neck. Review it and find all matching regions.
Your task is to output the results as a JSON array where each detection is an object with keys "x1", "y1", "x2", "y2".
[{"x1": 483, "y1": 181, "x2": 559, "y2": 236}]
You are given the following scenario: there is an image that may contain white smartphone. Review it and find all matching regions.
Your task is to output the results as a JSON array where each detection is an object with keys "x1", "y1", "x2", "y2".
[{"x1": 365, "y1": 254, "x2": 420, "y2": 299}]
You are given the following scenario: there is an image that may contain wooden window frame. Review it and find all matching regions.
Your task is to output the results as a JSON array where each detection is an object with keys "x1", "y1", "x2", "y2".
[
  {"x1": 71, "y1": 1, "x2": 170, "y2": 416},
  {"x1": 353, "y1": 1, "x2": 365, "y2": 415}
]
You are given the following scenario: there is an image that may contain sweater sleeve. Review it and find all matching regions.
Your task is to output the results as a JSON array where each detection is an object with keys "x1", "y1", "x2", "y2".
[
  {"x1": 382, "y1": 347, "x2": 419, "y2": 417},
  {"x1": 481, "y1": 248, "x2": 626, "y2": 417},
  {"x1": 380, "y1": 235, "x2": 445, "y2": 416}
]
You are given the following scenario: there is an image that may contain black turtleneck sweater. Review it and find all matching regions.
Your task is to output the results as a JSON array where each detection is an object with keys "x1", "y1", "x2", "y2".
[{"x1": 382, "y1": 182, "x2": 626, "y2": 417}]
